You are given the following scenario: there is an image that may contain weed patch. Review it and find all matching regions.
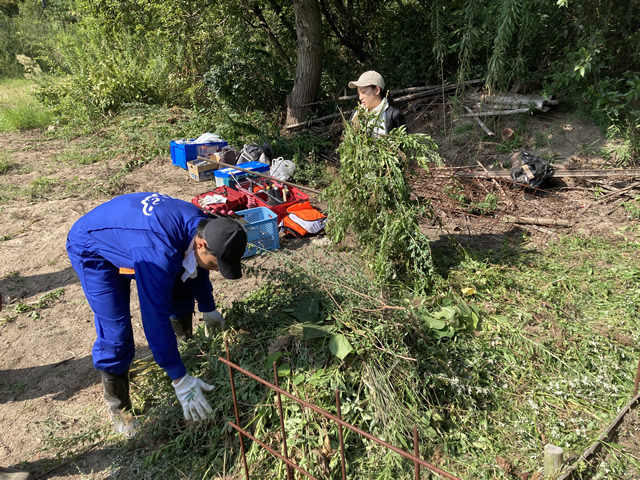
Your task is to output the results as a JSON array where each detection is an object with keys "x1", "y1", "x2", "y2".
[{"x1": 0, "y1": 79, "x2": 51, "y2": 131}]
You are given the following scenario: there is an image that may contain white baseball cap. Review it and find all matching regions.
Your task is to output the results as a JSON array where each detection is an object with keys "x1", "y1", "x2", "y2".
[{"x1": 348, "y1": 71, "x2": 385, "y2": 89}]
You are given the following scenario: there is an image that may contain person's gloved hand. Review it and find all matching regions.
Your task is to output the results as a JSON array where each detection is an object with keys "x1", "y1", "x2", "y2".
[
  {"x1": 173, "y1": 375, "x2": 214, "y2": 421},
  {"x1": 203, "y1": 309, "x2": 225, "y2": 336}
]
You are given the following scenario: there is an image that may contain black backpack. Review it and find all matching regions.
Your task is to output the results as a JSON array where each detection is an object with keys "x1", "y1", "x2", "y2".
[{"x1": 238, "y1": 142, "x2": 274, "y2": 165}]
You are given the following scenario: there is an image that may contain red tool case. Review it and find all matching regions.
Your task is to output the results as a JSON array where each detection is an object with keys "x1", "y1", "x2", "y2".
[
  {"x1": 191, "y1": 185, "x2": 249, "y2": 216},
  {"x1": 235, "y1": 177, "x2": 309, "y2": 221}
]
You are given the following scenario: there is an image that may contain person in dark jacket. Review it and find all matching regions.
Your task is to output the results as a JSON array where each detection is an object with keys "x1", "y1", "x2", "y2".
[
  {"x1": 348, "y1": 70, "x2": 406, "y2": 134},
  {"x1": 66, "y1": 192, "x2": 247, "y2": 435}
]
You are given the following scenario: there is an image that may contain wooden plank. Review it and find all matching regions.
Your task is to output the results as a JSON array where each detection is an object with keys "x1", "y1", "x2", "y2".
[
  {"x1": 465, "y1": 106, "x2": 495, "y2": 136},
  {"x1": 557, "y1": 395, "x2": 640, "y2": 480}
]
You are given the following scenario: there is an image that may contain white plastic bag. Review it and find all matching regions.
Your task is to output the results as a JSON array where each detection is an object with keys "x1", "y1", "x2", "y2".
[
  {"x1": 270, "y1": 157, "x2": 295, "y2": 181},
  {"x1": 191, "y1": 132, "x2": 222, "y2": 144}
]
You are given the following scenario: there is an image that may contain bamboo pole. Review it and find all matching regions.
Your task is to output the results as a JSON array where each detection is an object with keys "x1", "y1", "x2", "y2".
[
  {"x1": 337, "y1": 79, "x2": 482, "y2": 101},
  {"x1": 502, "y1": 216, "x2": 572, "y2": 227},
  {"x1": 465, "y1": 106, "x2": 495, "y2": 136},
  {"x1": 285, "y1": 111, "x2": 349, "y2": 130},
  {"x1": 197, "y1": 156, "x2": 323, "y2": 194}
]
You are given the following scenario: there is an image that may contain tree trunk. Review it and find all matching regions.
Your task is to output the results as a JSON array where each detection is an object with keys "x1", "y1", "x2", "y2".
[{"x1": 285, "y1": 0, "x2": 323, "y2": 126}]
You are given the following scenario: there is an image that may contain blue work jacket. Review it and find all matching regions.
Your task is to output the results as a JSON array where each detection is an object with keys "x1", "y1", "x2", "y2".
[{"x1": 67, "y1": 193, "x2": 215, "y2": 379}]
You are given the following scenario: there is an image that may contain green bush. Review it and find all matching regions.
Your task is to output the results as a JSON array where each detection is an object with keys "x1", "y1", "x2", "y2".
[
  {"x1": 36, "y1": 14, "x2": 192, "y2": 122},
  {"x1": 0, "y1": 13, "x2": 23, "y2": 77},
  {"x1": 204, "y1": 43, "x2": 293, "y2": 113}
]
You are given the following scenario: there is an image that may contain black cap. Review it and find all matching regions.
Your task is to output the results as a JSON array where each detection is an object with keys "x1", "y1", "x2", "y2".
[{"x1": 204, "y1": 217, "x2": 248, "y2": 279}]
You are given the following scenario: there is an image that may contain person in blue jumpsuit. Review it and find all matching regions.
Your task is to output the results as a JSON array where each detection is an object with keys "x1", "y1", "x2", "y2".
[{"x1": 66, "y1": 192, "x2": 247, "y2": 434}]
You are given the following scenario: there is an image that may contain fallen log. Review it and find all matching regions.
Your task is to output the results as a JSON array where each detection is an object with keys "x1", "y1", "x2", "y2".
[
  {"x1": 285, "y1": 111, "x2": 350, "y2": 130},
  {"x1": 459, "y1": 108, "x2": 531, "y2": 118},
  {"x1": 337, "y1": 79, "x2": 482, "y2": 102},
  {"x1": 456, "y1": 169, "x2": 640, "y2": 179},
  {"x1": 467, "y1": 92, "x2": 559, "y2": 112}
]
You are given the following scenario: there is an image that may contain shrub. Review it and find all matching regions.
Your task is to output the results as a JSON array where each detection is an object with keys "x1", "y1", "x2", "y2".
[{"x1": 324, "y1": 114, "x2": 441, "y2": 291}]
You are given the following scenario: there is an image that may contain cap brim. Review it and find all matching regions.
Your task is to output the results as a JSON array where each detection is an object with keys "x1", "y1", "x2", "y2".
[
  {"x1": 348, "y1": 81, "x2": 361, "y2": 89},
  {"x1": 217, "y1": 256, "x2": 243, "y2": 280}
]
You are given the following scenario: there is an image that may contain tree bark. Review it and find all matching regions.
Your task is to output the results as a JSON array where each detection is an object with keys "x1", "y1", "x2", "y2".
[{"x1": 285, "y1": 0, "x2": 323, "y2": 126}]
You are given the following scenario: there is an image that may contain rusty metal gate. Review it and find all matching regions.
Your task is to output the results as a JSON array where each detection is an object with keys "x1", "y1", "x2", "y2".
[{"x1": 219, "y1": 340, "x2": 461, "y2": 480}]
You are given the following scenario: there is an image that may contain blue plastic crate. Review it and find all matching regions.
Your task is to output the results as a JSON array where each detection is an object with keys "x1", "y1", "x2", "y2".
[
  {"x1": 214, "y1": 161, "x2": 270, "y2": 187},
  {"x1": 236, "y1": 207, "x2": 280, "y2": 258},
  {"x1": 170, "y1": 139, "x2": 228, "y2": 170}
]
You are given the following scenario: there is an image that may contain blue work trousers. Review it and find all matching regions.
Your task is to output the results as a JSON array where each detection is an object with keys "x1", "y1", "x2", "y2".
[{"x1": 67, "y1": 250, "x2": 194, "y2": 374}]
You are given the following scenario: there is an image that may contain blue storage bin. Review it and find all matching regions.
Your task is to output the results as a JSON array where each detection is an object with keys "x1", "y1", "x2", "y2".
[
  {"x1": 170, "y1": 139, "x2": 228, "y2": 170},
  {"x1": 236, "y1": 207, "x2": 280, "y2": 258},
  {"x1": 214, "y1": 161, "x2": 270, "y2": 187}
]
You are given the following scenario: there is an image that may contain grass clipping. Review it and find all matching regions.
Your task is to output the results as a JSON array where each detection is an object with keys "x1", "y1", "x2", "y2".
[{"x1": 323, "y1": 114, "x2": 441, "y2": 290}]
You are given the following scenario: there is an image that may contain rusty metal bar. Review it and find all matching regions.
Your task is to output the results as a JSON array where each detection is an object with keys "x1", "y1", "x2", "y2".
[
  {"x1": 219, "y1": 356, "x2": 461, "y2": 480},
  {"x1": 225, "y1": 341, "x2": 249, "y2": 480},
  {"x1": 229, "y1": 422, "x2": 320, "y2": 480},
  {"x1": 335, "y1": 390, "x2": 347, "y2": 480},
  {"x1": 634, "y1": 353, "x2": 640, "y2": 396},
  {"x1": 273, "y1": 362, "x2": 293, "y2": 480},
  {"x1": 414, "y1": 425, "x2": 420, "y2": 480}
]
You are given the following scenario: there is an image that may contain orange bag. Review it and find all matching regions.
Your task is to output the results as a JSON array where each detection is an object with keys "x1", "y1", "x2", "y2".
[{"x1": 281, "y1": 201, "x2": 327, "y2": 237}]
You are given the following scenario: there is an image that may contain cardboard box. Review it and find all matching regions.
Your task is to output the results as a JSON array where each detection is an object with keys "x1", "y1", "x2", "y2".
[{"x1": 187, "y1": 159, "x2": 217, "y2": 182}]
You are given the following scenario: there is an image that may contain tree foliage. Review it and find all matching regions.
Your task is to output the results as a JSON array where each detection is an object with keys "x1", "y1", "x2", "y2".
[{"x1": 0, "y1": 0, "x2": 637, "y2": 133}]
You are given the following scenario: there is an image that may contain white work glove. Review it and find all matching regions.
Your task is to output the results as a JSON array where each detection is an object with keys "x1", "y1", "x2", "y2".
[
  {"x1": 203, "y1": 309, "x2": 225, "y2": 336},
  {"x1": 173, "y1": 375, "x2": 214, "y2": 422}
]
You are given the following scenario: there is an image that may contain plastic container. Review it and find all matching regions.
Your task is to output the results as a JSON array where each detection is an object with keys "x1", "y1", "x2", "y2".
[
  {"x1": 214, "y1": 161, "x2": 270, "y2": 187},
  {"x1": 270, "y1": 157, "x2": 296, "y2": 181},
  {"x1": 236, "y1": 207, "x2": 280, "y2": 258},
  {"x1": 170, "y1": 139, "x2": 228, "y2": 170}
]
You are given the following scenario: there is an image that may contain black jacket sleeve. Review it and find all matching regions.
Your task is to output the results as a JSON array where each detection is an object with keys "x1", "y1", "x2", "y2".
[{"x1": 385, "y1": 105, "x2": 407, "y2": 133}]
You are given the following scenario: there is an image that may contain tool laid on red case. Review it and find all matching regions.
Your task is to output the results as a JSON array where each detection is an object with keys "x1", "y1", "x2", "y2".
[{"x1": 235, "y1": 177, "x2": 309, "y2": 222}]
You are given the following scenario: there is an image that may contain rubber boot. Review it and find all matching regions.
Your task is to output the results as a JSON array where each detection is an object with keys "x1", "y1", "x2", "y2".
[
  {"x1": 101, "y1": 370, "x2": 137, "y2": 437},
  {"x1": 0, "y1": 467, "x2": 34, "y2": 480},
  {"x1": 170, "y1": 313, "x2": 193, "y2": 344}
]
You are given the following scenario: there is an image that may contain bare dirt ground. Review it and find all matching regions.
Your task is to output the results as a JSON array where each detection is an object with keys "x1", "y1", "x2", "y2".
[{"x1": 0, "y1": 104, "x2": 638, "y2": 479}]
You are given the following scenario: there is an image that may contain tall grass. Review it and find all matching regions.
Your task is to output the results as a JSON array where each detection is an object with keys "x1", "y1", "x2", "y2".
[{"x1": 0, "y1": 78, "x2": 51, "y2": 131}]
